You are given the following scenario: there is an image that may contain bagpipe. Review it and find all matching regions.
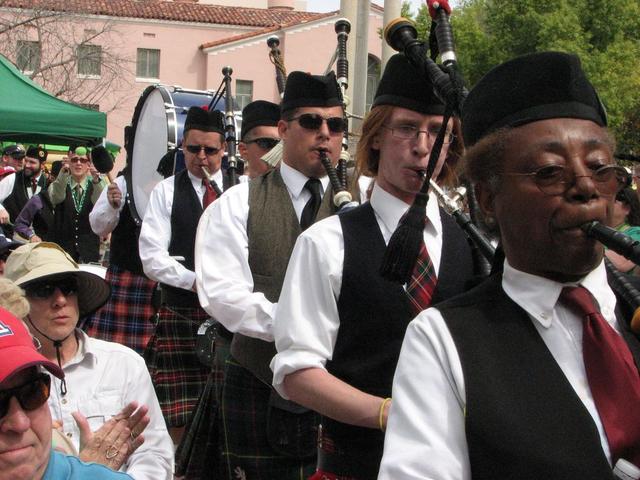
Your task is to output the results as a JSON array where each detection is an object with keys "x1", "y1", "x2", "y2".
[
  {"x1": 381, "y1": 1, "x2": 640, "y2": 334},
  {"x1": 264, "y1": 20, "x2": 359, "y2": 211}
]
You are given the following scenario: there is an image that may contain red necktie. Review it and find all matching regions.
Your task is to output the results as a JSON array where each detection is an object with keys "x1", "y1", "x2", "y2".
[
  {"x1": 405, "y1": 241, "x2": 438, "y2": 315},
  {"x1": 561, "y1": 286, "x2": 640, "y2": 467},
  {"x1": 202, "y1": 180, "x2": 217, "y2": 208}
]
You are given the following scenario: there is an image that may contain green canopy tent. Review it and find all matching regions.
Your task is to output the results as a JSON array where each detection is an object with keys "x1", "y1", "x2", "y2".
[{"x1": 0, "y1": 54, "x2": 106, "y2": 146}]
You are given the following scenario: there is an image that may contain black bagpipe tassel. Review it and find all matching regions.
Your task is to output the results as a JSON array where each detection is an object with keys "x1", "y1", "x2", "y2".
[
  {"x1": 379, "y1": 190, "x2": 429, "y2": 284},
  {"x1": 380, "y1": 103, "x2": 454, "y2": 285}
]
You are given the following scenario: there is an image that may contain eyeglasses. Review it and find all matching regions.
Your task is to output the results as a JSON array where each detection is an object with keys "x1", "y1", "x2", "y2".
[
  {"x1": 289, "y1": 114, "x2": 345, "y2": 134},
  {"x1": 185, "y1": 145, "x2": 221, "y2": 156},
  {"x1": 69, "y1": 157, "x2": 89, "y2": 164},
  {"x1": 0, "y1": 373, "x2": 51, "y2": 419},
  {"x1": 25, "y1": 278, "x2": 78, "y2": 299},
  {"x1": 244, "y1": 137, "x2": 280, "y2": 150},
  {"x1": 382, "y1": 124, "x2": 456, "y2": 145},
  {"x1": 503, "y1": 164, "x2": 631, "y2": 196}
]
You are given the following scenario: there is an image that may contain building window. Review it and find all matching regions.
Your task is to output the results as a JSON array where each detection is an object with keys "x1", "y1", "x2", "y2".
[
  {"x1": 366, "y1": 55, "x2": 381, "y2": 112},
  {"x1": 136, "y1": 48, "x2": 160, "y2": 79},
  {"x1": 77, "y1": 44, "x2": 102, "y2": 77},
  {"x1": 16, "y1": 40, "x2": 41, "y2": 73},
  {"x1": 236, "y1": 80, "x2": 253, "y2": 110}
]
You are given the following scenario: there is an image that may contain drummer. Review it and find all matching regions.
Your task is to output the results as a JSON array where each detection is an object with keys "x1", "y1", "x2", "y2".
[
  {"x1": 238, "y1": 100, "x2": 281, "y2": 178},
  {"x1": 85, "y1": 144, "x2": 157, "y2": 355},
  {"x1": 138, "y1": 106, "x2": 230, "y2": 445}
]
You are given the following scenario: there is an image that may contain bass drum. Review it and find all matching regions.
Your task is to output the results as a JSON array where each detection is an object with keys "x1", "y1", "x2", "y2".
[{"x1": 126, "y1": 85, "x2": 223, "y2": 225}]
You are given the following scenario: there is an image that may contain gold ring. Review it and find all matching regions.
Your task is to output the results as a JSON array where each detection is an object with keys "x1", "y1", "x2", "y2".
[{"x1": 105, "y1": 445, "x2": 119, "y2": 459}]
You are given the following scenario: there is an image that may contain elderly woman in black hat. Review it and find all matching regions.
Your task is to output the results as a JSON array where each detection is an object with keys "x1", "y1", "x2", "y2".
[
  {"x1": 4, "y1": 242, "x2": 174, "y2": 479},
  {"x1": 379, "y1": 52, "x2": 640, "y2": 480}
]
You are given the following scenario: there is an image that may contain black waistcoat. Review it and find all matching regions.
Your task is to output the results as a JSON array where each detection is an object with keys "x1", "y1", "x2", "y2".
[
  {"x1": 164, "y1": 170, "x2": 203, "y2": 307},
  {"x1": 32, "y1": 191, "x2": 54, "y2": 240},
  {"x1": 52, "y1": 182, "x2": 99, "y2": 263},
  {"x1": 322, "y1": 202, "x2": 475, "y2": 479},
  {"x1": 109, "y1": 194, "x2": 144, "y2": 275},
  {"x1": 163, "y1": 170, "x2": 230, "y2": 307},
  {"x1": 439, "y1": 274, "x2": 640, "y2": 480},
  {"x1": 4, "y1": 172, "x2": 47, "y2": 221}
]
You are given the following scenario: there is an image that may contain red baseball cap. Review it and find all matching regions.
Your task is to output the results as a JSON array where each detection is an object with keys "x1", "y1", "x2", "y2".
[{"x1": 0, "y1": 307, "x2": 64, "y2": 383}]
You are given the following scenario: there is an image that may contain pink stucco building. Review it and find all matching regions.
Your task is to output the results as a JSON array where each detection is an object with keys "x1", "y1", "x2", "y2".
[{"x1": 0, "y1": 0, "x2": 384, "y2": 168}]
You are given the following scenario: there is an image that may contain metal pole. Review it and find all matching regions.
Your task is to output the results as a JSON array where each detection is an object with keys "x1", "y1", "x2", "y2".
[
  {"x1": 382, "y1": 0, "x2": 402, "y2": 70},
  {"x1": 351, "y1": 0, "x2": 370, "y2": 136}
]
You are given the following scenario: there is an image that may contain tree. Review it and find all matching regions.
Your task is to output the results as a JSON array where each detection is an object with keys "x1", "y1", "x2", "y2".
[
  {"x1": 447, "y1": 0, "x2": 640, "y2": 153},
  {"x1": 0, "y1": 4, "x2": 133, "y2": 113}
]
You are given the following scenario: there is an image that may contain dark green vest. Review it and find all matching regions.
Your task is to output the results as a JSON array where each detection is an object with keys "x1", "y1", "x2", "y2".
[{"x1": 230, "y1": 168, "x2": 335, "y2": 384}]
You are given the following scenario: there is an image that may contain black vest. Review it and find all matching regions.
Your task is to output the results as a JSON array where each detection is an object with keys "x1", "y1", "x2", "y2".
[
  {"x1": 439, "y1": 274, "x2": 640, "y2": 480},
  {"x1": 4, "y1": 171, "x2": 46, "y2": 220},
  {"x1": 52, "y1": 181, "x2": 99, "y2": 263},
  {"x1": 322, "y1": 202, "x2": 475, "y2": 479},
  {"x1": 109, "y1": 193, "x2": 144, "y2": 275},
  {"x1": 163, "y1": 169, "x2": 230, "y2": 307},
  {"x1": 32, "y1": 191, "x2": 54, "y2": 240}
]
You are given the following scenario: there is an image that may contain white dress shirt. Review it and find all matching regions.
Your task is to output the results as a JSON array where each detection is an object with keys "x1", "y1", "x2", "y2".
[
  {"x1": 378, "y1": 261, "x2": 618, "y2": 480},
  {"x1": 139, "y1": 168, "x2": 223, "y2": 290},
  {"x1": 271, "y1": 182, "x2": 443, "y2": 398},
  {"x1": 89, "y1": 175, "x2": 126, "y2": 237},
  {"x1": 0, "y1": 172, "x2": 44, "y2": 213},
  {"x1": 194, "y1": 162, "x2": 330, "y2": 342},
  {"x1": 47, "y1": 330, "x2": 174, "y2": 480}
]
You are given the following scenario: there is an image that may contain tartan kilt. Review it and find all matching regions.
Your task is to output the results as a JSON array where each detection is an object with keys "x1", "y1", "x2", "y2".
[
  {"x1": 175, "y1": 335, "x2": 230, "y2": 479},
  {"x1": 144, "y1": 305, "x2": 210, "y2": 427},
  {"x1": 82, "y1": 264, "x2": 157, "y2": 355},
  {"x1": 219, "y1": 358, "x2": 318, "y2": 480}
]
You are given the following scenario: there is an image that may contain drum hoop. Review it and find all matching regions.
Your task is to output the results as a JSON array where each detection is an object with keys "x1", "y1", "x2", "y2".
[
  {"x1": 159, "y1": 86, "x2": 178, "y2": 150},
  {"x1": 126, "y1": 84, "x2": 157, "y2": 226}
]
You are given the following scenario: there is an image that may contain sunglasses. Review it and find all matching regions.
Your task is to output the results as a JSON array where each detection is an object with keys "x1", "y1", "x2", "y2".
[
  {"x1": 0, "y1": 373, "x2": 51, "y2": 419},
  {"x1": 289, "y1": 114, "x2": 345, "y2": 134},
  {"x1": 244, "y1": 137, "x2": 280, "y2": 150},
  {"x1": 25, "y1": 278, "x2": 78, "y2": 299},
  {"x1": 69, "y1": 157, "x2": 89, "y2": 164},
  {"x1": 185, "y1": 145, "x2": 221, "y2": 156}
]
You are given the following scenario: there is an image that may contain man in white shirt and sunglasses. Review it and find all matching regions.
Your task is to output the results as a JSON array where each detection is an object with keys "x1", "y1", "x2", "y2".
[
  {"x1": 193, "y1": 71, "x2": 345, "y2": 479},
  {"x1": 138, "y1": 107, "x2": 229, "y2": 446}
]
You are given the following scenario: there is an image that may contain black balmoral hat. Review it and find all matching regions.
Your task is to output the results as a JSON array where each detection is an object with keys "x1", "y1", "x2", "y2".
[
  {"x1": 373, "y1": 53, "x2": 445, "y2": 116},
  {"x1": 241, "y1": 100, "x2": 280, "y2": 141},
  {"x1": 184, "y1": 107, "x2": 225, "y2": 135},
  {"x1": 281, "y1": 71, "x2": 342, "y2": 113},
  {"x1": 26, "y1": 145, "x2": 47, "y2": 163},
  {"x1": 462, "y1": 51, "x2": 607, "y2": 147}
]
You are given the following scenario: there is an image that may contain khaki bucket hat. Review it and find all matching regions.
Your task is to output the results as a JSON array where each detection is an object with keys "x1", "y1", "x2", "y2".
[{"x1": 4, "y1": 242, "x2": 110, "y2": 317}]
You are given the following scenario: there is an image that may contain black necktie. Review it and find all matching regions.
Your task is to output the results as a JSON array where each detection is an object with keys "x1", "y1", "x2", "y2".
[{"x1": 300, "y1": 178, "x2": 322, "y2": 231}]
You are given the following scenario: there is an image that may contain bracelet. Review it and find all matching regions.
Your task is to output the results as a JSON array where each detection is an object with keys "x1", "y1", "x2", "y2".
[{"x1": 378, "y1": 397, "x2": 392, "y2": 431}]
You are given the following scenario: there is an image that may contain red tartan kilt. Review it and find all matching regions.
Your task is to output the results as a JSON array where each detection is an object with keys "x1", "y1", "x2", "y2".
[
  {"x1": 83, "y1": 264, "x2": 157, "y2": 355},
  {"x1": 144, "y1": 305, "x2": 210, "y2": 427}
]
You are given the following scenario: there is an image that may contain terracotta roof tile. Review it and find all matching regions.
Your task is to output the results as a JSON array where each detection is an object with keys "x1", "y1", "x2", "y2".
[
  {"x1": 0, "y1": 0, "x2": 326, "y2": 27},
  {"x1": 199, "y1": 11, "x2": 335, "y2": 50}
]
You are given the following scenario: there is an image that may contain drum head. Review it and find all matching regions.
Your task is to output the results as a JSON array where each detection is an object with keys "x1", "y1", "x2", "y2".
[{"x1": 130, "y1": 87, "x2": 169, "y2": 221}]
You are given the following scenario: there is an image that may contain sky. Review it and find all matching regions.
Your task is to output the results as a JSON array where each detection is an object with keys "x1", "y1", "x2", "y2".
[{"x1": 306, "y1": 0, "x2": 428, "y2": 16}]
